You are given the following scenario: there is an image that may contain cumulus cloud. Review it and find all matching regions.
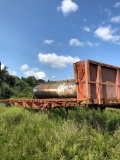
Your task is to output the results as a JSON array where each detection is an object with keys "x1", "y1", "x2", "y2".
[
  {"x1": 95, "y1": 26, "x2": 120, "y2": 43},
  {"x1": 21, "y1": 64, "x2": 46, "y2": 79},
  {"x1": 114, "y1": 2, "x2": 120, "y2": 7},
  {"x1": 110, "y1": 15, "x2": 120, "y2": 23},
  {"x1": 21, "y1": 64, "x2": 29, "y2": 71},
  {"x1": 83, "y1": 26, "x2": 90, "y2": 32},
  {"x1": 38, "y1": 53, "x2": 80, "y2": 68},
  {"x1": 57, "y1": 0, "x2": 78, "y2": 16},
  {"x1": 44, "y1": 39, "x2": 54, "y2": 45},
  {"x1": 69, "y1": 38, "x2": 84, "y2": 47},
  {"x1": 23, "y1": 70, "x2": 46, "y2": 79}
]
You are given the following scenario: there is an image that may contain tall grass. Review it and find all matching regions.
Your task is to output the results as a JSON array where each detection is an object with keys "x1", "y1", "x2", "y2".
[{"x1": 0, "y1": 104, "x2": 120, "y2": 160}]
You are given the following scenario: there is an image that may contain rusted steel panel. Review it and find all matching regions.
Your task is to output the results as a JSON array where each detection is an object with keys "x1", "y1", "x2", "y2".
[
  {"x1": 74, "y1": 60, "x2": 120, "y2": 105},
  {"x1": 101, "y1": 67, "x2": 116, "y2": 83},
  {"x1": 33, "y1": 79, "x2": 77, "y2": 98},
  {"x1": 73, "y1": 61, "x2": 86, "y2": 101}
]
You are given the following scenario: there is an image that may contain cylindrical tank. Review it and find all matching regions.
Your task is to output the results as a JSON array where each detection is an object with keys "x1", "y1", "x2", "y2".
[{"x1": 33, "y1": 79, "x2": 77, "y2": 98}]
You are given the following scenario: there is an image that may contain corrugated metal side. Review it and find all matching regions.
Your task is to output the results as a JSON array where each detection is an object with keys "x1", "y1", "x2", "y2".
[{"x1": 74, "y1": 60, "x2": 120, "y2": 105}]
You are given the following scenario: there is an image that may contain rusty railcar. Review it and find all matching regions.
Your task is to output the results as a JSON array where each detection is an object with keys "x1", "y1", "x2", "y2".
[
  {"x1": 74, "y1": 60, "x2": 120, "y2": 107},
  {"x1": 0, "y1": 60, "x2": 120, "y2": 110}
]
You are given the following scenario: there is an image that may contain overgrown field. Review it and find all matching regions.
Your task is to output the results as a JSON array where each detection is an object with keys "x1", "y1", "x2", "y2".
[{"x1": 0, "y1": 104, "x2": 120, "y2": 160}]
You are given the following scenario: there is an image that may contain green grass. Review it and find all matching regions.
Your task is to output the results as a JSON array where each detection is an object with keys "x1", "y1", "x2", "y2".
[{"x1": 0, "y1": 104, "x2": 120, "y2": 160}]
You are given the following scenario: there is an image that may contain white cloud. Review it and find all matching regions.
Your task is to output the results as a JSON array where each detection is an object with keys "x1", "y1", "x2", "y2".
[
  {"x1": 57, "y1": 0, "x2": 78, "y2": 16},
  {"x1": 69, "y1": 39, "x2": 101, "y2": 47},
  {"x1": 95, "y1": 26, "x2": 120, "y2": 43},
  {"x1": 114, "y1": 2, "x2": 120, "y2": 7},
  {"x1": 69, "y1": 38, "x2": 84, "y2": 47},
  {"x1": 21, "y1": 64, "x2": 29, "y2": 71},
  {"x1": 31, "y1": 67, "x2": 39, "y2": 72},
  {"x1": 21, "y1": 64, "x2": 46, "y2": 79},
  {"x1": 83, "y1": 26, "x2": 90, "y2": 32},
  {"x1": 86, "y1": 41, "x2": 101, "y2": 47},
  {"x1": 110, "y1": 15, "x2": 120, "y2": 23},
  {"x1": 24, "y1": 70, "x2": 46, "y2": 79},
  {"x1": 38, "y1": 53, "x2": 80, "y2": 68},
  {"x1": 8, "y1": 70, "x2": 17, "y2": 76},
  {"x1": 1, "y1": 63, "x2": 17, "y2": 76},
  {"x1": 1, "y1": 63, "x2": 5, "y2": 70},
  {"x1": 44, "y1": 39, "x2": 54, "y2": 45}
]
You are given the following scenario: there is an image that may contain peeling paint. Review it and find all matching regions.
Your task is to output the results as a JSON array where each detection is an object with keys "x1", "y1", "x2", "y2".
[
  {"x1": 33, "y1": 79, "x2": 76, "y2": 98},
  {"x1": 58, "y1": 83, "x2": 76, "y2": 96}
]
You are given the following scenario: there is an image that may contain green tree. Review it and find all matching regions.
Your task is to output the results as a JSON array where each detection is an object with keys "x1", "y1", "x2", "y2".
[
  {"x1": 0, "y1": 65, "x2": 8, "y2": 84},
  {"x1": 37, "y1": 79, "x2": 45, "y2": 84},
  {"x1": 0, "y1": 65, "x2": 12, "y2": 99},
  {"x1": 25, "y1": 76, "x2": 37, "y2": 87},
  {"x1": 0, "y1": 63, "x2": 45, "y2": 99},
  {"x1": 21, "y1": 76, "x2": 45, "y2": 87}
]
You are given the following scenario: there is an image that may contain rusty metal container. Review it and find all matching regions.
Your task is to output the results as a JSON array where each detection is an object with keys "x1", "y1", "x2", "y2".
[
  {"x1": 33, "y1": 79, "x2": 77, "y2": 98},
  {"x1": 74, "y1": 60, "x2": 120, "y2": 105}
]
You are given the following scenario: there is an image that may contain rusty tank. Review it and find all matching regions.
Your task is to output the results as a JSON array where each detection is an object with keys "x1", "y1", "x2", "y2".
[{"x1": 33, "y1": 79, "x2": 77, "y2": 98}]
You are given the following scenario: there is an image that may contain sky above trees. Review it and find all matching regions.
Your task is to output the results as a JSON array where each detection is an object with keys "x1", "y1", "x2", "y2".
[{"x1": 0, "y1": 0, "x2": 120, "y2": 80}]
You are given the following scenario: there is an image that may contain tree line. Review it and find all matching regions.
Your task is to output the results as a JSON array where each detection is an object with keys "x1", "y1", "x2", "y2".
[{"x1": 0, "y1": 64, "x2": 45, "y2": 99}]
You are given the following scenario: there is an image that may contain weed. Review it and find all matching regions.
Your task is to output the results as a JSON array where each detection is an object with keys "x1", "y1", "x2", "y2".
[{"x1": 0, "y1": 104, "x2": 120, "y2": 159}]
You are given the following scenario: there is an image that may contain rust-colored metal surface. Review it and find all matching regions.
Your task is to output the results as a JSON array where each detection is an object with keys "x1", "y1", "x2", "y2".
[
  {"x1": 74, "y1": 60, "x2": 120, "y2": 106},
  {"x1": 33, "y1": 79, "x2": 77, "y2": 98},
  {"x1": 0, "y1": 98, "x2": 79, "y2": 110}
]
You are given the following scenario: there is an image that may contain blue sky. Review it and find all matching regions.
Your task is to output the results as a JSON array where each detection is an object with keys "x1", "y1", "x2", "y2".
[{"x1": 0, "y1": 0, "x2": 120, "y2": 80}]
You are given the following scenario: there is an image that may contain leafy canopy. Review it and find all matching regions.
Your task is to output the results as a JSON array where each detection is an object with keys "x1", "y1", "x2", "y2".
[{"x1": 0, "y1": 64, "x2": 45, "y2": 99}]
